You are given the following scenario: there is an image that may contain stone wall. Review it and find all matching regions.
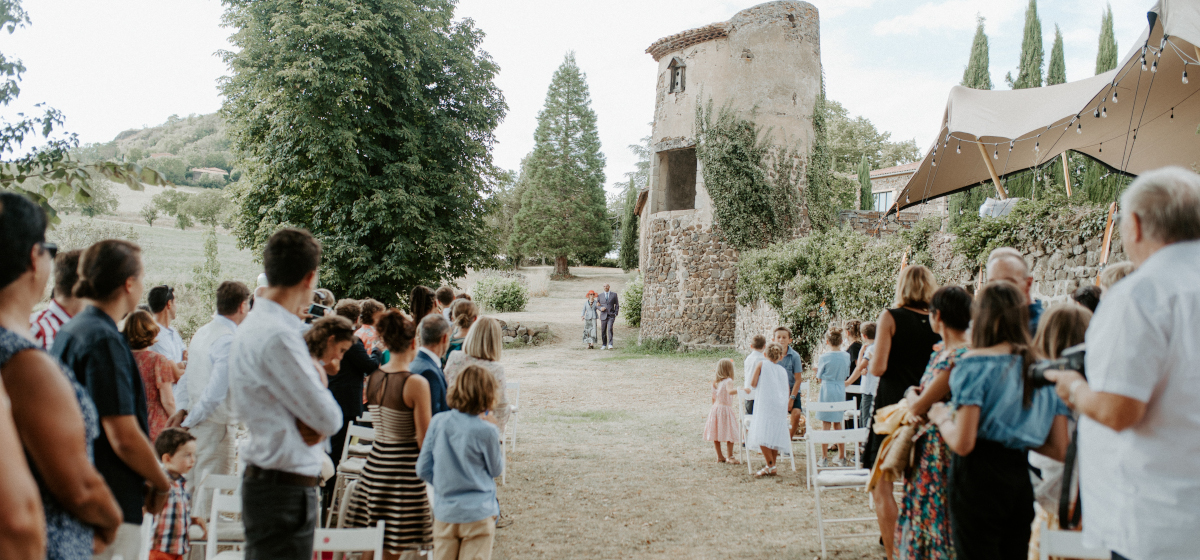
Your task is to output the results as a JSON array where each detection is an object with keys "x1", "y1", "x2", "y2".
[
  {"x1": 838, "y1": 209, "x2": 922, "y2": 235},
  {"x1": 640, "y1": 213, "x2": 739, "y2": 347},
  {"x1": 734, "y1": 299, "x2": 782, "y2": 351}
]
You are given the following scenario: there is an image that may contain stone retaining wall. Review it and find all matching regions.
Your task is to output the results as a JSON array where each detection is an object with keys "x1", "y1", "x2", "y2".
[
  {"x1": 838, "y1": 209, "x2": 922, "y2": 235},
  {"x1": 640, "y1": 213, "x2": 739, "y2": 346}
]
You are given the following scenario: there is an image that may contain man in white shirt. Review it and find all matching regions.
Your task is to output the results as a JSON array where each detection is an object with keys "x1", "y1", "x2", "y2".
[
  {"x1": 1048, "y1": 167, "x2": 1200, "y2": 560},
  {"x1": 741, "y1": 335, "x2": 765, "y2": 414},
  {"x1": 172, "y1": 281, "x2": 251, "y2": 522},
  {"x1": 148, "y1": 284, "x2": 188, "y2": 403},
  {"x1": 229, "y1": 228, "x2": 342, "y2": 560}
]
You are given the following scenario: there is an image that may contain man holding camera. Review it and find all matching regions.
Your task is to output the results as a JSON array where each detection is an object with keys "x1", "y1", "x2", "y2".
[{"x1": 1048, "y1": 167, "x2": 1200, "y2": 560}]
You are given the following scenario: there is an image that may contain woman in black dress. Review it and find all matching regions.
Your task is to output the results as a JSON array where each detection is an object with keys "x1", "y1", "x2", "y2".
[{"x1": 866, "y1": 265, "x2": 941, "y2": 560}]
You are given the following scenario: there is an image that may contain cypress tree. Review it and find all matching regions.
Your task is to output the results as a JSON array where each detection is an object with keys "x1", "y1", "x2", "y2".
[
  {"x1": 1012, "y1": 0, "x2": 1044, "y2": 90},
  {"x1": 512, "y1": 52, "x2": 609, "y2": 278},
  {"x1": 805, "y1": 74, "x2": 836, "y2": 231},
  {"x1": 618, "y1": 180, "x2": 639, "y2": 271},
  {"x1": 1095, "y1": 4, "x2": 1118, "y2": 74},
  {"x1": 961, "y1": 16, "x2": 994, "y2": 90},
  {"x1": 857, "y1": 155, "x2": 872, "y2": 210},
  {"x1": 1047, "y1": 25, "x2": 1067, "y2": 85}
]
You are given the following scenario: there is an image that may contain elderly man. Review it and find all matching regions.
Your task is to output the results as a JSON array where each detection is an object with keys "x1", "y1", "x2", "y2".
[
  {"x1": 986, "y1": 247, "x2": 1044, "y2": 334},
  {"x1": 1048, "y1": 167, "x2": 1200, "y2": 560},
  {"x1": 597, "y1": 283, "x2": 619, "y2": 350}
]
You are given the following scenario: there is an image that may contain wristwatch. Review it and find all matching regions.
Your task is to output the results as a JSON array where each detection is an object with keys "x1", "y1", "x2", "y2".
[{"x1": 1068, "y1": 379, "x2": 1086, "y2": 407}]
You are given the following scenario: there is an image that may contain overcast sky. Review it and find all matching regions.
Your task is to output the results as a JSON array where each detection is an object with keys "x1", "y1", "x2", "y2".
[{"x1": 2, "y1": 0, "x2": 1152, "y2": 195}]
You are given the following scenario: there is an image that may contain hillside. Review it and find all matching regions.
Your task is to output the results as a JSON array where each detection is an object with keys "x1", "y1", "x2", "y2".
[{"x1": 74, "y1": 112, "x2": 235, "y2": 187}]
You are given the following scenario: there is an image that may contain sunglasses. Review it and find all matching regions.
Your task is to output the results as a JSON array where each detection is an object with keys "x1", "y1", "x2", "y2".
[{"x1": 40, "y1": 241, "x2": 57, "y2": 261}]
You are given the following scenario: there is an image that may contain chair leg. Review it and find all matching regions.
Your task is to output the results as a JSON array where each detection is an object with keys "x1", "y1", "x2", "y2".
[{"x1": 815, "y1": 483, "x2": 827, "y2": 558}]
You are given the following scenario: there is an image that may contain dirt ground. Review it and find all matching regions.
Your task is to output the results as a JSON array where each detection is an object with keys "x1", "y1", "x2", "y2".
[{"x1": 482, "y1": 266, "x2": 884, "y2": 560}]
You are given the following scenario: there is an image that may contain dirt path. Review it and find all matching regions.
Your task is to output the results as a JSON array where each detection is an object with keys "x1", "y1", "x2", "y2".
[{"x1": 484, "y1": 267, "x2": 882, "y2": 559}]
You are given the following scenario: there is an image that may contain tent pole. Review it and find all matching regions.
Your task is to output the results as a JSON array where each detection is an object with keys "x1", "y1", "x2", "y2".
[
  {"x1": 1061, "y1": 151, "x2": 1073, "y2": 197},
  {"x1": 1095, "y1": 202, "x2": 1118, "y2": 286},
  {"x1": 977, "y1": 142, "x2": 1008, "y2": 199}
]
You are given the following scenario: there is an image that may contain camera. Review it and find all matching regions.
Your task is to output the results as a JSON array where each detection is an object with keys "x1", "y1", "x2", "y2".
[
  {"x1": 1029, "y1": 343, "x2": 1085, "y2": 388},
  {"x1": 306, "y1": 303, "x2": 330, "y2": 323}
]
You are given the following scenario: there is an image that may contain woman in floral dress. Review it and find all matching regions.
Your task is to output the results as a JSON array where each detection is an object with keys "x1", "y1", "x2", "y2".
[{"x1": 895, "y1": 286, "x2": 972, "y2": 560}]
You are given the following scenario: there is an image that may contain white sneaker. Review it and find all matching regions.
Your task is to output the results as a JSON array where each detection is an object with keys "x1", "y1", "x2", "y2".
[
  {"x1": 608, "y1": 344, "x2": 614, "y2": 349},
  {"x1": 817, "y1": 458, "x2": 829, "y2": 468}
]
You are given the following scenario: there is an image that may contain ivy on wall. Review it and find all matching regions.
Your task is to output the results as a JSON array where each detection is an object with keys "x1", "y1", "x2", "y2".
[
  {"x1": 695, "y1": 100, "x2": 802, "y2": 250},
  {"x1": 950, "y1": 193, "x2": 1110, "y2": 267}
]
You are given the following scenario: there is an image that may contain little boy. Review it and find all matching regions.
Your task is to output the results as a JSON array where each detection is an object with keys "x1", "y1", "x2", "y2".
[
  {"x1": 845, "y1": 322, "x2": 878, "y2": 432},
  {"x1": 417, "y1": 365, "x2": 504, "y2": 560},
  {"x1": 150, "y1": 428, "x2": 199, "y2": 560},
  {"x1": 741, "y1": 335, "x2": 766, "y2": 415}
]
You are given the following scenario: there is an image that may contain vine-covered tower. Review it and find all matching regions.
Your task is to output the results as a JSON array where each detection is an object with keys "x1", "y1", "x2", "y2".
[{"x1": 634, "y1": 1, "x2": 821, "y2": 347}]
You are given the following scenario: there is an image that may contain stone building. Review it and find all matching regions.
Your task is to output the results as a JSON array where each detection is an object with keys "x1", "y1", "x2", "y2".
[
  {"x1": 867, "y1": 162, "x2": 947, "y2": 218},
  {"x1": 634, "y1": 0, "x2": 822, "y2": 347}
]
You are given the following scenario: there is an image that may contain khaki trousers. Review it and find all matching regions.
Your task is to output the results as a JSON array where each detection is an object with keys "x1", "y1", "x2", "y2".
[
  {"x1": 92, "y1": 521, "x2": 142, "y2": 560},
  {"x1": 187, "y1": 420, "x2": 237, "y2": 520},
  {"x1": 433, "y1": 518, "x2": 495, "y2": 560}
]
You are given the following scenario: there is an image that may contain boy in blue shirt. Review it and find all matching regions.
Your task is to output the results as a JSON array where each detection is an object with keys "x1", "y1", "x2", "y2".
[{"x1": 417, "y1": 365, "x2": 504, "y2": 560}]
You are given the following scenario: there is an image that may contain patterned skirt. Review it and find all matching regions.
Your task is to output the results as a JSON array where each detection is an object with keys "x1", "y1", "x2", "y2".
[
  {"x1": 343, "y1": 440, "x2": 432, "y2": 553},
  {"x1": 896, "y1": 424, "x2": 957, "y2": 560}
]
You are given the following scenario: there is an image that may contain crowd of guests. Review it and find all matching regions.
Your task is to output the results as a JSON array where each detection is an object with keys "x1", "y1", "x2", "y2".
[
  {"x1": 0, "y1": 190, "x2": 510, "y2": 560},
  {"x1": 712, "y1": 167, "x2": 1200, "y2": 560}
]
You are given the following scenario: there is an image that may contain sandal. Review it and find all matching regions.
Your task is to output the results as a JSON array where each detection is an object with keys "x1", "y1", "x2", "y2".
[
  {"x1": 725, "y1": 457, "x2": 741, "y2": 465},
  {"x1": 754, "y1": 466, "x2": 772, "y2": 478}
]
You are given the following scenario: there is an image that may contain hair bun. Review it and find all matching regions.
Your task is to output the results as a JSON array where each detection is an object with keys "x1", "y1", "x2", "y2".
[{"x1": 73, "y1": 278, "x2": 95, "y2": 299}]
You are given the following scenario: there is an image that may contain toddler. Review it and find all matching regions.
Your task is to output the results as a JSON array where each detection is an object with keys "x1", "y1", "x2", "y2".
[
  {"x1": 816, "y1": 327, "x2": 851, "y2": 466},
  {"x1": 417, "y1": 365, "x2": 504, "y2": 560},
  {"x1": 703, "y1": 358, "x2": 741, "y2": 464},
  {"x1": 845, "y1": 322, "x2": 878, "y2": 433},
  {"x1": 150, "y1": 428, "x2": 200, "y2": 560}
]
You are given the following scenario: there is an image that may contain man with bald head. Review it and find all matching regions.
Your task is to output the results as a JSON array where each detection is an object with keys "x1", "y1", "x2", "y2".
[{"x1": 986, "y1": 247, "x2": 1043, "y2": 334}]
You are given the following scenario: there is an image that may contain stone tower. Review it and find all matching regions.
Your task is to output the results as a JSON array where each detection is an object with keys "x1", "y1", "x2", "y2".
[{"x1": 635, "y1": 1, "x2": 821, "y2": 347}]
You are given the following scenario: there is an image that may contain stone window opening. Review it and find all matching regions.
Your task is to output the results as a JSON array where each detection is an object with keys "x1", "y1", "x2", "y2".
[
  {"x1": 668, "y1": 57, "x2": 686, "y2": 93},
  {"x1": 659, "y1": 147, "x2": 697, "y2": 211}
]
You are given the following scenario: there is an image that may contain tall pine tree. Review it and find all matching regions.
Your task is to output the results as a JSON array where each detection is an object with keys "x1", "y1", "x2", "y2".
[
  {"x1": 951, "y1": 16, "x2": 996, "y2": 226},
  {"x1": 857, "y1": 155, "x2": 872, "y2": 210},
  {"x1": 618, "y1": 134, "x2": 650, "y2": 271},
  {"x1": 1047, "y1": 25, "x2": 1067, "y2": 85},
  {"x1": 962, "y1": 16, "x2": 994, "y2": 90},
  {"x1": 1009, "y1": 0, "x2": 1044, "y2": 90},
  {"x1": 1096, "y1": 4, "x2": 1118, "y2": 74},
  {"x1": 512, "y1": 52, "x2": 609, "y2": 277}
]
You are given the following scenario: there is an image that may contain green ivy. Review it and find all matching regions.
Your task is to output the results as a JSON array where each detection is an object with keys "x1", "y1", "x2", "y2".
[
  {"x1": 950, "y1": 193, "x2": 1109, "y2": 267},
  {"x1": 621, "y1": 273, "x2": 644, "y2": 328}
]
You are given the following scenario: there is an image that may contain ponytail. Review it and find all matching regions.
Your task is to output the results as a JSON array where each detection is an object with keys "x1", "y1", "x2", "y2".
[{"x1": 74, "y1": 240, "x2": 141, "y2": 301}]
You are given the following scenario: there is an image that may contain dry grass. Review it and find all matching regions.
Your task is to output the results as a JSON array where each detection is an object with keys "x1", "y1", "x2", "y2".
[
  {"x1": 477, "y1": 266, "x2": 884, "y2": 559},
  {"x1": 526, "y1": 268, "x2": 550, "y2": 298}
]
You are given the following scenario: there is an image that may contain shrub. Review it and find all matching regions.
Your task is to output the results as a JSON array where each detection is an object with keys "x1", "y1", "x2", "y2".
[
  {"x1": 621, "y1": 273, "x2": 643, "y2": 328},
  {"x1": 49, "y1": 219, "x2": 140, "y2": 252},
  {"x1": 527, "y1": 268, "x2": 550, "y2": 298},
  {"x1": 473, "y1": 274, "x2": 529, "y2": 312},
  {"x1": 594, "y1": 257, "x2": 620, "y2": 269}
]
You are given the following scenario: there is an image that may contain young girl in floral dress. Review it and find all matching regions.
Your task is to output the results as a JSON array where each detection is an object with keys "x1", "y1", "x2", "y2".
[{"x1": 703, "y1": 358, "x2": 741, "y2": 464}]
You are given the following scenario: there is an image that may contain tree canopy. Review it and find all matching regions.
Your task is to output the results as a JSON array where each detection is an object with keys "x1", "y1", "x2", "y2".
[
  {"x1": 825, "y1": 99, "x2": 920, "y2": 174},
  {"x1": 962, "y1": 16, "x2": 994, "y2": 90},
  {"x1": 1009, "y1": 0, "x2": 1044, "y2": 90},
  {"x1": 510, "y1": 52, "x2": 609, "y2": 277},
  {"x1": 221, "y1": 0, "x2": 506, "y2": 301},
  {"x1": 1095, "y1": 4, "x2": 1118, "y2": 74},
  {"x1": 1047, "y1": 24, "x2": 1067, "y2": 85}
]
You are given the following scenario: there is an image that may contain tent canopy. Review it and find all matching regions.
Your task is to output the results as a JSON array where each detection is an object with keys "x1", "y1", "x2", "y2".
[{"x1": 894, "y1": 0, "x2": 1200, "y2": 213}]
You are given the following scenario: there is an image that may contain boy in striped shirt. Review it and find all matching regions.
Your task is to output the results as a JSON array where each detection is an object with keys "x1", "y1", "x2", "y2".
[{"x1": 151, "y1": 428, "x2": 200, "y2": 560}]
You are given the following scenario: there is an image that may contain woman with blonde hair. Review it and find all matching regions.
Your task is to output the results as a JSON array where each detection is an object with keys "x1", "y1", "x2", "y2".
[
  {"x1": 443, "y1": 300, "x2": 477, "y2": 365},
  {"x1": 443, "y1": 316, "x2": 509, "y2": 433},
  {"x1": 122, "y1": 309, "x2": 178, "y2": 441},
  {"x1": 867, "y1": 264, "x2": 942, "y2": 560}
]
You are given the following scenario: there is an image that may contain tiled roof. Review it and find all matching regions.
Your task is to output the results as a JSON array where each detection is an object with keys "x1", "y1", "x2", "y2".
[
  {"x1": 870, "y1": 161, "x2": 921, "y2": 178},
  {"x1": 646, "y1": 23, "x2": 729, "y2": 61}
]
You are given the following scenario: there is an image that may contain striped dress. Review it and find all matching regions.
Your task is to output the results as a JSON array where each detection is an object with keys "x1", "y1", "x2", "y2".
[{"x1": 343, "y1": 371, "x2": 432, "y2": 553}]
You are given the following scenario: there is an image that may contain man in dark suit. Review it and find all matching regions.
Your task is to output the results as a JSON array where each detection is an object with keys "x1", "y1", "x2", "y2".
[
  {"x1": 597, "y1": 283, "x2": 620, "y2": 350},
  {"x1": 411, "y1": 314, "x2": 450, "y2": 414}
]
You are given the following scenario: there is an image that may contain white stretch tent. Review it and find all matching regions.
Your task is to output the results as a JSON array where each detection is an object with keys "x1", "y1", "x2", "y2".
[{"x1": 893, "y1": 0, "x2": 1200, "y2": 213}]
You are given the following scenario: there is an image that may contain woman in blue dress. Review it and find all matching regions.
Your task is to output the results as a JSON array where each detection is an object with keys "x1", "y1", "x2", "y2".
[
  {"x1": 815, "y1": 327, "x2": 851, "y2": 466},
  {"x1": 928, "y1": 281, "x2": 1070, "y2": 560},
  {"x1": 0, "y1": 192, "x2": 123, "y2": 560}
]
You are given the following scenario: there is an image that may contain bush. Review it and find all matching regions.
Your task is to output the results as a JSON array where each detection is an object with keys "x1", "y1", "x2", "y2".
[
  {"x1": 594, "y1": 257, "x2": 619, "y2": 269},
  {"x1": 622, "y1": 273, "x2": 643, "y2": 328},
  {"x1": 473, "y1": 274, "x2": 529, "y2": 313},
  {"x1": 49, "y1": 219, "x2": 140, "y2": 252}
]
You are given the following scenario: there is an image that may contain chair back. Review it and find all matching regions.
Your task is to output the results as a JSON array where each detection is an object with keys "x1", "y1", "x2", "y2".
[
  {"x1": 807, "y1": 400, "x2": 856, "y2": 413},
  {"x1": 340, "y1": 424, "x2": 376, "y2": 463},
  {"x1": 807, "y1": 427, "x2": 869, "y2": 445},
  {"x1": 313, "y1": 521, "x2": 385, "y2": 557},
  {"x1": 200, "y1": 473, "x2": 241, "y2": 494},
  {"x1": 206, "y1": 494, "x2": 243, "y2": 560},
  {"x1": 507, "y1": 381, "x2": 520, "y2": 412},
  {"x1": 1038, "y1": 521, "x2": 1110, "y2": 560}
]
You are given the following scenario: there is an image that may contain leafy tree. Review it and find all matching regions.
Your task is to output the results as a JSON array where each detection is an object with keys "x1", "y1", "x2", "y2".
[
  {"x1": 1007, "y1": 0, "x2": 1044, "y2": 90},
  {"x1": 857, "y1": 155, "x2": 872, "y2": 210},
  {"x1": 1047, "y1": 25, "x2": 1067, "y2": 85},
  {"x1": 618, "y1": 179, "x2": 639, "y2": 271},
  {"x1": 805, "y1": 75, "x2": 843, "y2": 232},
  {"x1": 221, "y1": 0, "x2": 506, "y2": 300},
  {"x1": 825, "y1": 100, "x2": 919, "y2": 173},
  {"x1": 190, "y1": 227, "x2": 221, "y2": 317},
  {"x1": 962, "y1": 16, "x2": 994, "y2": 90},
  {"x1": 137, "y1": 155, "x2": 188, "y2": 185},
  {"x1": 152, "y1": 189, "x2": 190, "y2": 217},
  {"x1": 0, "y1": 1, "x2": 167, "y2": 223},
  {"x1": 140, "y1": 203, "x2": 158, "y2": 227},
  {"x1": 511, "y1": 52, "x2": 608, "y2": 277},
  {"x1": 1095, "y1": 3, "x2": 1118, "y2": 74},
  {"x1": 174, "y1": 211, "x2": 193, "y2": 231},
  {"x1": 183, "y1": 189, "x2": 230, "y2": 228}
]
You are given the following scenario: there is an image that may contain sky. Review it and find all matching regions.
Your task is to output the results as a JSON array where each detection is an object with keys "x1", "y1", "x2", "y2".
[{"x1": 2, "y1": 0, "x2": 1153, "y2": 195}]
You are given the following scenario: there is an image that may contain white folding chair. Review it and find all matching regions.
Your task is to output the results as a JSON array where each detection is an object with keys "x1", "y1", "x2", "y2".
[
  {"x1": 313, "y1": 521, "x2": 385, "y2": 559},
  {"x1": 327, "y1": 425, "x2": 375, "y2": 527},
  {"x1": 806, "y1": 401, "x2": 860, "y2": 488},
  {"x1": 504, "y1": 381, "x2": 520, "y2": 453},
  {"x1": 1038, "y1": 520, "x2": 1110, "y2": 560},
  {"x1": 356, "y1": 410, "x2": 372, "y2": 424},
  {"x1": 137, "y1": 512, "x2": 153, "y2": 560},
  {"x1": 190, "y1": 474, "x2": 242, "y2": 558},
  {"x1": 737, "y1": 391, "x2": 754, "y2": 474},
  {"x1": 207, "y1": 494, "x2": 245, "y2": 560},
  {"x1": 810, "y1": 428, "x2": 873, "y2": 558}
]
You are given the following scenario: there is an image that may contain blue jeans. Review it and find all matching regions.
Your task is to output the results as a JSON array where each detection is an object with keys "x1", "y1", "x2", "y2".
[{"x1": 242, "y1": 476, "x2": 318, "y2": 560}]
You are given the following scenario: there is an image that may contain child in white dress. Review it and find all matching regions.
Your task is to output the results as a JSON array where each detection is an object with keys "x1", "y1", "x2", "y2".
[{"x1": 746, "y1": 343, "x2": 792, "y2": 477}]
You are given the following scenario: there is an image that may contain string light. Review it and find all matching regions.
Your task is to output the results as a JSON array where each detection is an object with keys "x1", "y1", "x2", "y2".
[
  {"x1": 956, "y1": 143, "x2": 961, "y2": 154},
  {"x1": 1112, "y1": 91, "x2": 1118, "y2": 103},
  {"x1": 1034, "y1": 141, "x2": 1040, "y2": 152},
  {"x1": 1142, "y1": 56, "x2": 1148, "y2": 71},
  {"x1": 1184, "y1": 66, "x2": 1190, "y2": 84},
  {"x1": 1099, "y1": 143, "x2": 1103, "y2": 153},
  {"x1": 1077, "y1": 122, "x2": 1082, "y2": 134},
  {"x1": 993, "y1": 149, "x2": 999, "y2": 159},
  {"x1": 1094, "y1": 108, "x2": 1100, "y2": 118},
  {"x1": 1152, "y1": 60, "x2": 1158, "y2": 73},
  {"x1": 1009, "y1": 141, "x2": 1014, "y2": 151},
  {"x1": 931, "y1": 159, "x2": 937, "y2": 167},
  {"x1": 1101, "y1": 107, "x2": 1108, "y2": 118},
  {"x1": 1171, "y1": 107, "x2": 1175, "y2": 119}
]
